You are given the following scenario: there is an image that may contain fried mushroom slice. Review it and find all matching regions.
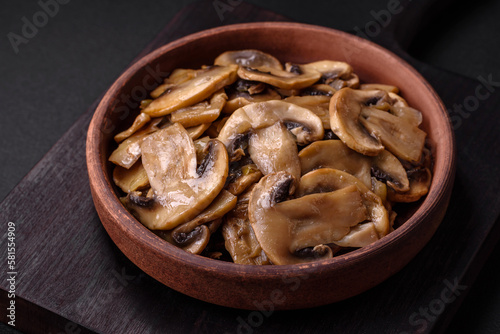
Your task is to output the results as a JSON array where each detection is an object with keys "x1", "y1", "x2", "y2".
[
  {"x1": 248, "y1": 172, "x2": 369, "y2": 265},
  {"x1": 387, "y1": 167, "x2": 432, "y2": 203},
  {"x1": 222, "y1": 88, "x2": 281, "y2": 114},
  {"x1": 284, "y1": 95, "x2": 331, "y2": 129},
  {"x1": 248, "y1": 122, "x2": 301, "y2": 181},
  {"x1": 218, "y1": 100, "x2": 324, "y2": 149},
  {"x1": 214, "y1": 49, "x2": 283, "y2": 70},
  {"x1": 170, "y1": 89, "x2": 227, "y2": 128},
  {"x1": 296, "y1": 168, "x2": 390, "y2": 238},
  {"x1": 113, "y1": 160, "x2": 149, "y2": 193},
  {"x1": 222, "y1": 185, "x2": 271, "y2": 265},
  {"x1": 114, "y1": 112, "x2": 151, "y2": 143},
  {"x1": 142, "y1": 65, "x2": 238, "y2": 117},
  {"x1": 299, "y1": 140, "x2": 409, "y2": 192},
  {"x1": 330, "y1": 88, "x2": 426, "y2": 162},
  {"x1": 122, "y1": 123, "x2": 229, "y2": 230},
  {"x1": 237, "y1": 65, "x2": 321, "y2": 90},
  {"x1": 155, "y1": 190, "x2": 237, "y2": 254},
  {"x1": 360, "y1": 83, "x2": 399, "y2": 94}
]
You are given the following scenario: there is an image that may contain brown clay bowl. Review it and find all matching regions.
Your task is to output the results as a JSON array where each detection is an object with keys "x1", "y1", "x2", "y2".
[{"x1": 86, "y1": 22, "x2": 455, "y2": 310}]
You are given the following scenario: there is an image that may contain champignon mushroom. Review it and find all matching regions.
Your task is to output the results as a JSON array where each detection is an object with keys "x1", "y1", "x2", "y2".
[
  {"x1": 248, "y1": 122, "x2": 301, "y2": 181},
  {"x1": 284, "y1": 95, "x2": 331, "y2": 129},
  {"x1": 248, "y1": 172, "x2": 370, "y2": 265},
  {"x1": 222, "y1": 185, "x2": 271, "y2": 265},
  {"x1": 186, "y1": 123, "x2": 211, "y2": 140},
  {"x1": 299, "y1": 140, "x2": 409, "y2": 192},
  {"x1": 122, "y1": 123, "x2": 229, "y2": 230},
  {"x1": 237, "y1": 65, "x2": 321, "y2": 90},
  {"x1": 150, "y1": 68, "x2": 199, "y2": 98},
  {"x1": 296, "y1": 168, "x2": 390, "y2": 238},
  {"x1": 226, "y1": 163, "x2": 263, "y2": 196},
  {"x1": 218, "y1": 100, "x2": 324, "y2": 148},
  {"x1": 299, "y1": 60, "x2": 358, "y2": 89},
  {"x1": 114, "y1": 112, "x2": 152, "y2": 143},
  {"x1": 170, "y1": 89, "x2": 227, "y2": 128},
  {"x1": 330, "y1": 88, "x2": 426, "y2": 162},
  {"x1": 360, "y1": 83, "x2": 399, "y2": 94},
  {"x1": 108, "y1": 117, "x2": 163, "y2": 168},
  {"x1": 155, "y1": 190, "x2": 237, "y2": 254},
  {"x1": 142, "y1": 65, "x2": 238, "y2": 117},
  {"x1": 214, "y1": 49, "x2": 283, "y2": 70},
  {"x1": 388, "y1": 167, "x2": 432, "y2": 202},
  {"x1": 222, "y1": 88, "x2": 281, "y2": 114},
  {"x1": 113, "y1": 160, "x2": 149, "y2": 193}
]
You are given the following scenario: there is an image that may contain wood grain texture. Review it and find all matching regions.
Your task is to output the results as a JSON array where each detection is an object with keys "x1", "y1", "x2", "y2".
[{"x1": 1, "y1": 0, "x2": 499, "y2": 333}]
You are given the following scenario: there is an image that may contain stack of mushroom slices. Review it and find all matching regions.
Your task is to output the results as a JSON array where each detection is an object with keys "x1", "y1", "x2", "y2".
[{"x1": 109, "y1": 49, "x2": 432, "y2": 265}]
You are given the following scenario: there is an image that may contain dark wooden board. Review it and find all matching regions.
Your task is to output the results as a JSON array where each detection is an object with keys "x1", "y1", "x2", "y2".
[{"x1": 1, "y1": 0, "x2": 499, "y2": 333}]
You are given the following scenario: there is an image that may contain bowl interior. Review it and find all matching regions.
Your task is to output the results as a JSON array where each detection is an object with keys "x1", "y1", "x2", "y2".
[{"x1": 88, "y1": 22, "x2": 454, "y2": 294}]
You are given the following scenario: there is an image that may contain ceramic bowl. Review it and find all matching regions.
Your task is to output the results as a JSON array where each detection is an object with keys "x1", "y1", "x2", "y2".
[{"x1": 86, "y1": 22, "x2": 455, "y2": 310}]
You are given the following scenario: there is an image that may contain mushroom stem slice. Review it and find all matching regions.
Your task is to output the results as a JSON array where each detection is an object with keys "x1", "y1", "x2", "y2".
[
  {"x1": 125, "y1": 123, "x2": 229, "y2": 230},
  {"x1": 142, "y1": 65, "x2": 238, "y2": 117}
]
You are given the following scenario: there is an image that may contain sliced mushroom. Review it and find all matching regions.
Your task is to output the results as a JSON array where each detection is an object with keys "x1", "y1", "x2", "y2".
[
  {"x1": 330, "y1": 88, "x2": 426, "y2": 162},
  {"x1": 186, "y1": 123, "x2": 211, "y2": 140},
  {"x1": 300, "y1": 84, "x2": 336, "y2": 97},
  {"x1": 170, "y1": 89, "x2": 227, "y2": 128},
  {"x1": 360, "y1": 83, "x2": 399, "y2": 94},
  {"x1": 388, "y1": 167, "x2": 432, "y2": 202},
  {"x1": 222, "y1": 185, "x2": 271, "y2": 265},
  {"x1": 150, "y1": 68, "x2": 199, "y2": 98},
  {"x1": 108, "y1": 117, "x2": 163, "y2": 168},
  {"x1": 299, "y1": 140, "x2": 409, "y2": 192},
  {"x1": 113, "y1": 159, "x2": 149, "y2": 193},
  {"x1": 214, "y1": 49, "x2": 283, "y2": 70},
  {"x1": 222, "y1": 88, "x2": 281, "y2": 114},
  {"x1": 142, "y1": 65, "x2": 238, "y2": 117},
  {"x1": 299, "y1": 60, "x2": 358, "y2": 89},
  {"x1": 248, "y1": 172, "x2": 369, "y2": 265},
  {"x1": 296, "y1": 168, "x2": 390, "y2": 238},
  {"x1": 248, "y1": 122, "x2": 301, "y2": 181},
  {"x1": 122, "y1": 123, "x2": 229, "y2": 230},
  {"x1": 226, "y1": 164, "x2": 263, "y2": 196},
  {"x1": 155, "y1": 190, "x2": 237, "y2": 255},
  {"x1": 284, "y1": 95, "x2": 331, "y2": 129},
  {"x1": 114, "y1": 112, "x2": 151, "y2": 143},
  {"x1": 237, "y1": 65, "x2": 321, "y2": 90},
  {"x1": 218, "y1": 100, "x2": 324, "y2": 148}
]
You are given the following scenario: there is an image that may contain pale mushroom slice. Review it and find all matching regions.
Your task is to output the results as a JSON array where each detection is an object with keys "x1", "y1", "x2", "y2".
[
  {"x1": 122, "y1": 123, "x2": 229, "y2": 230},
  {"x1": 108, "y1": 117, "x2": 163, "y2": 168},
  {"x1": 113, "y1": 160, "x2": 149, "y2": 193},
  {"x1": 296, "y1": 168, "x2": 390, "y2": 238},
  {"x1": 142, "y1": 65, "x2": 238, "y2": 117},
  {"x1": 360, "y1": 83, "x2": 399, "y2": 94},
  {"x1": 330, "y1": 88, "x2": 426, "y2": 162},
  {"x1": 155, "y1": 190, "x2": 237, "y2": 254},
  {"x1": 186, "y1": 123, "x2": 211, "y2": 140},
  {"x1": 237, "y1": 65, "x2": 321, "y2": 90},
  {"x1": 222, "y1": 185, "x2": 271, "y2": 265},
  {"x1": 248, "y1": 122, "x2": 301, "y2": 181},
  {"x1": 299, "y1": 140, "x2": 409, "y2": 192},
  {"x1": 248, "y1": 172, "x2": 368, "y2": 265},
  {"x1": 299, "y1": 60, "x2": 358, "y2": 89},
  {"x1": 284, "y1": 95, "x2": 331, "y2": 129},
  {"x1": 214, "y1": 49, "x2": 283, "y2": 70},
  {"x1": 170, "y1": 89, "x2": 227, "y2": 128},
  {"x1": 114, "y1": 112, "x2": 151, "y2": 143},
  {"x1": 218, "y1": 100, "x2": 324, "y2": 150}
]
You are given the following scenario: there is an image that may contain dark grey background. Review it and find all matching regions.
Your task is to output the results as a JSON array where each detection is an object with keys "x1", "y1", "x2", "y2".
[{"x1": 0, "y1": 0, "x2": 499, "y2": 333}]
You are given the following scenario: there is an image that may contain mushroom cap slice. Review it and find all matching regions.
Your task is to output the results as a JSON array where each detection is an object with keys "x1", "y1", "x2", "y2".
[
  {"x1": 218, "y1": 100, "x2": 324, "y2": 147},
  {"x1": 124, "y1": 123, "x2": 229, "y2": 230},
  {"x1": 300, "y1": 60, "x2": 353, "y2": 80},
  {"x1": 248, "y1": 122, "x2": 301, "y2": 181},
  {"x1": 170, "y1": 89, "x2": 227, "y2": 128},
  {"x1": 330, "y1": 88, "x2": 386, "y2": 156},
  {"x1": 248, "y1": 172, "x2": 368, "y2": 265},
  {"x1": 284, "y1": 95, "x2": 331, "y2": 129},
  {"x1": 360, "y1": 83, "x2": 399, "y2": 94},
  {"x1": 237, "y1": 65, "x2": 321, "y2": 90},
  {"x1": 223, "y1": 88, "x2": 281, "y2": 114},
  {"x1": 388, "y1": 167, "x2": 432, "y2": 202},
  {"x1": 142, "y1": 65, "x2": 238, "y2": 117},
  {"x1": 214, "y1": 49, "x2": 283, "y2": 70},
  {"x1": 299, "y1": 140, "x2": 372, "y2": 188},
  {"x1": 360, "y1": 107, "x2": 426, "y2": 163},
  {"x1": 114, "y1": 112, "x2": 152, "y2": 143},
  {"x1": 296, "y1": 168, "x2": 390, "y2": 238}
]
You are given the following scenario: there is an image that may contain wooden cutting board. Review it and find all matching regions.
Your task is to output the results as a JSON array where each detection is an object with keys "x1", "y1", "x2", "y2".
[{"x1": 1, "y1": 1, "x2": 499, "y2": 333}]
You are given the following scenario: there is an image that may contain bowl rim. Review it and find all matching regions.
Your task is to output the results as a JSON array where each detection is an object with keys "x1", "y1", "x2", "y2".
[{"x1": 87, "y1": 21, "x2": 456, "y2": 277}]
